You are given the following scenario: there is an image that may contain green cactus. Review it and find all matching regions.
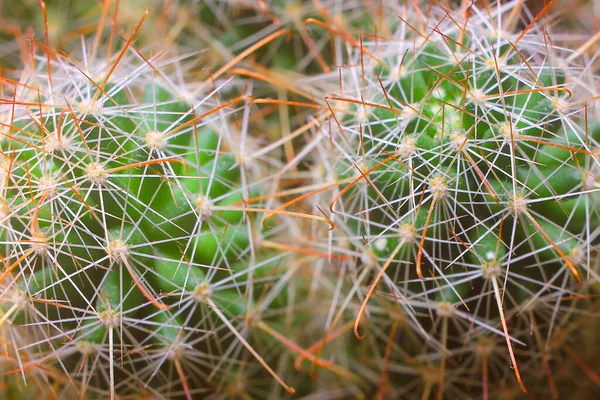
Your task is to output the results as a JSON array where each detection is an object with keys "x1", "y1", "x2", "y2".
[
  {"x1": 307, "y1": 1, "x2": 600, "y2": 397},
  {"x1": 1, "y1": 1, "x2": 600, "y2": 399}
]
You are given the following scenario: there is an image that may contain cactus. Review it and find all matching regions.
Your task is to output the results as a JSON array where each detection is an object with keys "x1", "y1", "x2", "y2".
[
  {"x1": 1, "y1": 1, "x2": 600, "y2": 399},
  {"x1": 295, "y1": 0, "x2": 600, "y2": 397},
  {"x1": 0, "y1": 5, "x2": 330, "y2": 398}
]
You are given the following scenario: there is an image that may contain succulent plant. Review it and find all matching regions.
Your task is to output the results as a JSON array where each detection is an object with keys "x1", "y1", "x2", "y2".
[
  {"x1": 2, "y1": 1, "x2": 600, "y2": 399},
  {"x1": 0, "y1": 5, "x2": 333, "y2": 397},
  {"x1": 294, "y1": 0, "x2": 600, "y2": 397}
]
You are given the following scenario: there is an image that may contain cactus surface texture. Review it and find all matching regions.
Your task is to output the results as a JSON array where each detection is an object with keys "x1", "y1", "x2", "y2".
[{"x1": 1, "y1": 0, "x2": 600, "y2": 399}]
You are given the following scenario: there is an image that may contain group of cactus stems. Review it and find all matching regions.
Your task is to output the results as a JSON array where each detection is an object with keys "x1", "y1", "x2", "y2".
[{"x1": 0, "y1": 0, "x2": 599, "y2": 399}]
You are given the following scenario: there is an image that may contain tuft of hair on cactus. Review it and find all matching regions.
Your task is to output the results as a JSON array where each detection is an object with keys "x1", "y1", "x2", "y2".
[{"x1": 287, "y1": 0, "x2": 600, "y2": 397}]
